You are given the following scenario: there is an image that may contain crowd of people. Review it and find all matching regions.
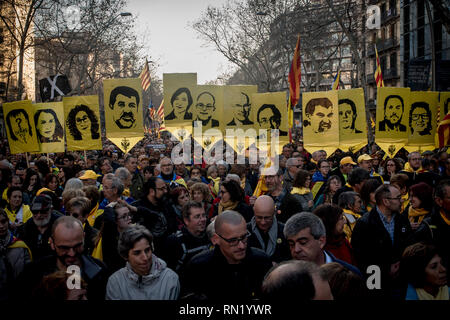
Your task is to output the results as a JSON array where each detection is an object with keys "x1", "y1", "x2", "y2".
[{"x1": 0, "y1": 132, "x2": 448, "y2": 301}]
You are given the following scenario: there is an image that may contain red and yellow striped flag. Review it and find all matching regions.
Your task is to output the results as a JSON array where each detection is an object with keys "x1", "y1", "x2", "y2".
[
  {"x1": 332, "y1": 70, "x2": 341, "y2": 90},
  {"x1": 288, "y1": 34, "x2": 301, "y2": 108},
  {"x1": 139, "y1": 59, "x2": 151, "y2": 91},
  {"x1": 436, "y1": 114, "x2": 450, "y2": 148},
  {"x1": 374, "y1": 45, "x2": 385, "y2": 88}
]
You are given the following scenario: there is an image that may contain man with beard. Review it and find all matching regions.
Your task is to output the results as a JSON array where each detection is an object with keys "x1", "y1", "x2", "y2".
[
  {"x1": 160, "y1": 201, "x2": 210, "y2": 287},
  {"x1": 17, "y1": 195, "x2": 62, "y2": 261},
  {"x1": 109, "y1": 86, "x2": 140, "y2": 129},
  {"x1": 304, "y1": 98, "x2": 333, "y2": 134},
  {"x1": 132, "y1": 177, "x2": 178, "y2": 254},
  {"x1": 227, "y1": 92, "x2": 254, "y2": 126},
  {"x1": 379, "y1": 95, "x2": 407, "y2": 132},
  {"x1": 351, "y1": 185, "x2": 413, "y2": 298},
  {"x1": 183, "y1": 210, "x2": 272, "y2": 300},
  {"x1": 15, "y1": 216, "x2": 109, "y2": 300},
  {"x1": 193, "y1": 91, "x2": 219, "y2": 128}
]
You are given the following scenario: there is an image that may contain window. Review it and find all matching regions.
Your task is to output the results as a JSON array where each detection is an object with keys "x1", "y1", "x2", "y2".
[{"x1": 0, "y1": 53, "x2": 3, "y2": 66}]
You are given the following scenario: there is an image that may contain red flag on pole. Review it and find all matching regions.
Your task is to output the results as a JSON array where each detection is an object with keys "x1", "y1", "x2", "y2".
[{"x1": 288, "y1": 34, "x2": 301, "y2": 108}]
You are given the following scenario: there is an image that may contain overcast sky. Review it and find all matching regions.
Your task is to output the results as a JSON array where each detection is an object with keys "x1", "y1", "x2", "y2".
[{"x1": 126, "y1": 0, "x2": 232, "y2": 84}]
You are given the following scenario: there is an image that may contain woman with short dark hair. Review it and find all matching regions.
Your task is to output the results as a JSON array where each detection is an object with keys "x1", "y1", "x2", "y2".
[
  {"x1": 406, "y1": 182, "x2": 433, "y2": 231},
  {"x1": 212, "y1": 179, "x2": 253, "y2": 222},
  {"x1": 402, "y1": 242, "x2": 449, "y2": 300},
  {"x1": 105, "y1": 224, "x2": 180, "y2": 300}
]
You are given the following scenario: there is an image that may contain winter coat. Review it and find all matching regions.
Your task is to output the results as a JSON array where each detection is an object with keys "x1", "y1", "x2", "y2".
[{"x1": 105, "y1": 256, "x2": 180, "y2": 300}]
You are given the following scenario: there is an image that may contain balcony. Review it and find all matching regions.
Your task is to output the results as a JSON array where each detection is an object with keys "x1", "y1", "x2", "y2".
[
  {"x1": 384, "y1": 68, "x2": 399, "y2": 80},
  {"x1": 381, "y1": 8, "x2": 398, "y2": 25},
  {"x1": 366, "y1": 73, "x2": 376, "y2": 85}
]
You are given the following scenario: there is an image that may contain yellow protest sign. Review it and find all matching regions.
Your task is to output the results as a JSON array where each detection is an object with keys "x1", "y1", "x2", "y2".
[
  {"x1": 63, "y1": 95, "x2": 102, "y2": 151},
  {"x1": 302, "y1": 91, "x2": 339, "y2": 155},
  {"x1": 103, "y1": 78, "x2": 143, "y2": 153},
  {"x1": 163, "y1": 73, "x2": 197, "y2": 125},
  {"x1": 3, "y1": 100, "x2": 40, "y2": 154},
  {"x1": 404, "y1": 91, "x2": 439, "y2": 153},
  {"x1": 375, "y1": 87, "x2": 410, "y2": 158},
  {"x1": 440, "y1": 92, "x2": 450, "y2": 122},
  {"x1": 223, "y1": 85, "x2": 258, "y2": 131},
  {"x1": 252, "y1": 92, "x2": 289, "y2": 142},
  {"x1": 338, "y1": 88, "x2": 367, "y2": 152},
  {"x1": 192, "y1": 85, "x2": 223, "y2": 131},
  {"x1": 33, "y1": 102, "x2": 65, "y2": 153}
]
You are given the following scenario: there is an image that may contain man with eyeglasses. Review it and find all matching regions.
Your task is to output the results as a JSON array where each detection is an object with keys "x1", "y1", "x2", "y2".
[
  {"x1": 192, "y1": 91, "x2": 219, "y2": 129},
  {"x1": 15, "y1": 216, "x2": 109, "y2": 300},
  {"x1": 351, "y1": 185, "x2": 413, "y2": 299},
  {"x1": 184, "y1": 210, "x2": 272, "y2": 300},
  {"x1": 17, "y1": 195, "x2": 62, "y2": 261},
  {"x1": 283, "y1": 158, "x2": 303, "y2": 192},
  {"x1": 157, "y1": 157, "x2": 187, "y2": 188},
  {"x1": 247, "y1": 196, "x2": 290, "y2": 263}
]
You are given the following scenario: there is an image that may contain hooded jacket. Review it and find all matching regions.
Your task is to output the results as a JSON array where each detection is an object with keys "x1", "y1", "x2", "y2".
[{"x1": 105, "y1": 255, "x2": 179, "y2": 300}]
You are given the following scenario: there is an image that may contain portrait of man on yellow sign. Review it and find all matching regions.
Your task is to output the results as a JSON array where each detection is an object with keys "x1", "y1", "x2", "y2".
[
  {"x1": 303, "y1": 97, "x2": 334, "y2": 134},
  {"x1": 108, "y1": 86, "x2": 141, "y2": 130}
]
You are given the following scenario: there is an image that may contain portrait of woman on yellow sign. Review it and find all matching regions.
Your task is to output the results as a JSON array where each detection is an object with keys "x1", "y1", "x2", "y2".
[{"x1": 66, "y1": 104, "x2": 100, "y2": 141}]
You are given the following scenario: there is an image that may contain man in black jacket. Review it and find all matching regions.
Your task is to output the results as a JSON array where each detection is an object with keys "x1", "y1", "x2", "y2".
[
  {"x1": 351, "y1": 184, "x2": 413, "y2": 299},
  {"x1": 161, "y1": 202, "x2": 211, "y2": 283},
  {"x1": 132, "y1": 177, "x2": 177, "y2": 254},
  {"x1": 183, "y1": 210, "x2": 272, "y2": 300},
  {"x1": 15, "y1": 216, "x2": 108, "y2": 300},
  {"x1": 17, "y1": 195, "x2": 62, "y2": 261},
  {"x1": 247, "y1": 195, "x2": 290, "y2": 263}
]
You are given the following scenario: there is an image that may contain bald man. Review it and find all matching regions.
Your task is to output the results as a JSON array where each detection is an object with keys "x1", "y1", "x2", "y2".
[
  {"x1": 15, "y1": 216, "x2": 109, "y2": 300},
  {"x1": 183, "y1": 210, "x2": 272, "y2": 300},
  {"x1": 261, "y1": 260, "x2": 333, "y2": 301},
  {"x1": 247, "y1": 195, "x2": 290, "y2": 263}
]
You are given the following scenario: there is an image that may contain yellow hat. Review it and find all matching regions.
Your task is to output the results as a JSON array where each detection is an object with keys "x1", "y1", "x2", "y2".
[
  {"x1": 79, "y1": 170, "x2": 101, "y2": 180},
  {"x1": 357, "y1": 154, "x2": 373, "y2": 163},
  {"x1": 340, "y1": 156, "x2": 356, "y2": 166},
  {"x1": 36, "y1": 188, "x2": 53, "y2": 196}
]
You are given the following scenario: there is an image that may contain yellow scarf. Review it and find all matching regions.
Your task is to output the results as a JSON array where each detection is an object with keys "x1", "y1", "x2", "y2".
[
  {"x1": 291, "y1": 187, "x2": 311, "y2": 195},
  {"x1": 218, "y1": 200, "x2": 238, "y2": 215},
  {"x1": 416, "y1": 286, "x2": 449, "y2": 300},
  {"x1": 345, "y1": 183, "x2": 355, "y2": 190},
  {"x1": 342, "y1": 208, "x2": 361, "y2": 241},
  {"x1": 123, "y1": 188, "x2": 131, "y2": 197},
  {"x1": 208, "y1": 176, "x2": 220, "y2": 196},
  {"x1": 403, "y1": 162, "x2": 422, "y2": 173},
  {"x1": 401, "y1": 193, "x2": 410, "y2": 213},
  {"x1": 87, "y1": 203, "x2": 104, "y2": 227},
  {"x1": 408, "y1": 207, "x2": 429, "y2": 224},
  {"x1": 240, "y1": 177, "x2": 246, "y2": 191},
  {"x1": 440, "y1": 210, "x2": 450, "y2": 226}
]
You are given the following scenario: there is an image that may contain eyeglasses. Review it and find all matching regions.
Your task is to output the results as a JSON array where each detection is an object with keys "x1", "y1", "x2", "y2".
[
  {"x1": 216, "y1": 231, "x2": 251, "y2": 247},
  {"x1": 53, "y1": 241, "x2": 84, "y2": 253},
  {"x1": 31, "y1": 209, "x2": 51, "y2": 215},
  {"x1": 387, "y1": 196, "x2": 402, "y2": 201},
  {"x1": 196, "y1": 104, "x2": 214, "y2": 110},
  {"x1": 411, "y1": 114, "x2": 430, "y2": 121},
  {"x1": 155, "y1": 186, "x2": 167, "y2": 191},
  {"x1": 117, "y1": 213, "x2": 131, "y2": 221}
]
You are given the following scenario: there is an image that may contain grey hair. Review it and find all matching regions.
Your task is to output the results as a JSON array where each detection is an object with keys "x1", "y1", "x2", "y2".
[
  {"x1": 65, "y1": 178, "x2": 83, "y2": 190},
  {"x1": 225, "y1": 174, "x2": 241, "y2": 184},
  {"x1": 115, "y1": 167, "x2": 131, "y2": 183},
  {"x1": 118, "y1": 224, "x2": 153, "y2": 259},
  {"x1": 104, "y1": 173, "x2": 115, "y2": 180},
  {"x1": 407, "y1": 151, "x2": 421, "y2": 160},
  {"x1": 110, "y1": 176, "x2": 124, "y2": 196},
  {"x1": 338, "y1": 191, "x2": 360, "y2": 210},
  {"x1": 214, "y1": 210, "x2": 245, "y2": 234},
  {"x1": 206, "y1": 220, "x2": 215, "y2": 240},
  {"x1": 283, "y1": 212, "x2": 326, "y2": 239},
  {"x1": 286, "y1": 158, "x2": 297, "y2": 167}
]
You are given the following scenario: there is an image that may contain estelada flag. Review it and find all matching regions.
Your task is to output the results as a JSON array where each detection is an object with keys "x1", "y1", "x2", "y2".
[
  {"x1": 39, "y1": 74, "x2": 71, "y2": 102},
  {"x1": 374, "y1": 45, "x2": 385, "y2": 88}
]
